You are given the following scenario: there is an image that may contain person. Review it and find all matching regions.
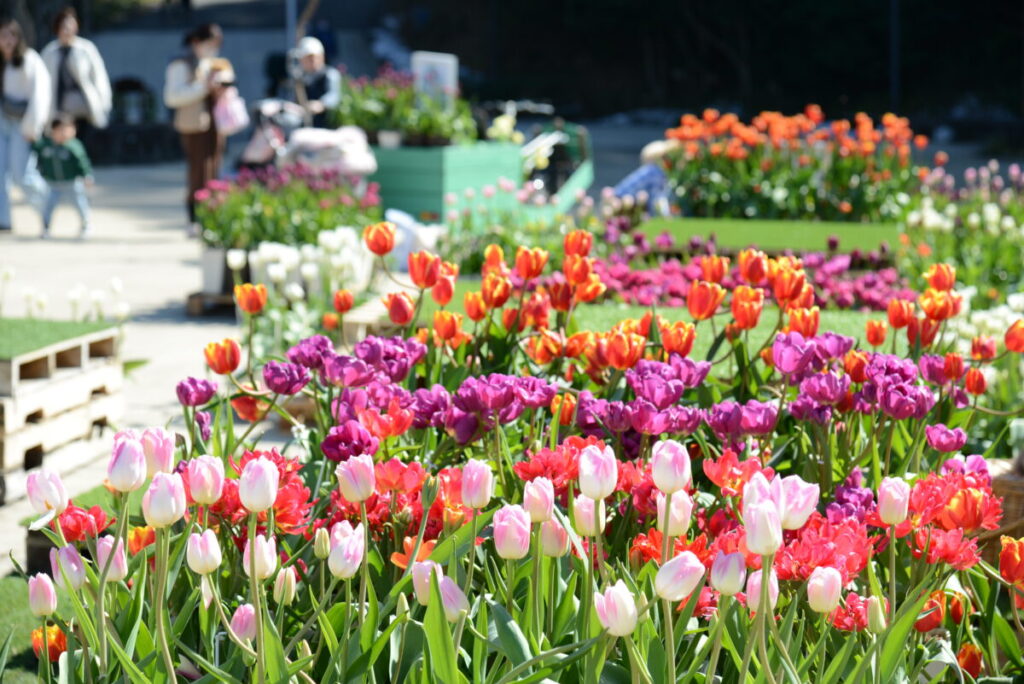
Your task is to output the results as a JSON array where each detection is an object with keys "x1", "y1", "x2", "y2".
[
  {"x1": 163, "y1": 23, "x2": 232, "y2": 229},
  {"x1": 33, "y1": 115, "x2": 92, "y2": 239},
  {"x1": 40, "y1": 7, "x2": 112, "y2": 134},
  {"x1": 288, "y1": 37, "x2": 340, "y2": 128},
  {"x1": 0, "y1": 16, "x2": 49, "y2": 234}
]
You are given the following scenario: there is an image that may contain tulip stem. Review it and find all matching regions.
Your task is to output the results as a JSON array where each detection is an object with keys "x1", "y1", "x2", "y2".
[
  {"x1": 506, "y1": 558, "x2": 516, "y2": 613},
  {"x1": 532, "y1": 522, "x2": 543, "y2": 645},
  {"x1": 661, "y1": 501, "x2": 676, "y2": 684},
  {"x1": 95, "y1": 493, "x2": 129, "y2": 672},
  {"x1": 359, "y1": 502, "x2": 371, "y2": 621},
  {"x1": 207, "y1": 579, "x2": 259, "y2": 657},
  {"x1": 706, "y1": 594, "x2": 729, "y2": 681},
  {"x1": 888, "y1": 525, "x2": 897, "y2": 620},
  {"x1": 39, "y1": 618, "x2": 51, "y2": 684},
  {"x1": 547, "y1": 556, "x2": 557, "y2": 635},
  {"x1": 284, "y1": 577, "x2": 338, "y2": 655},
  {"x1": 248, "y1": 514, "x2": 266, "y2": 684},
  {"x1": 816, "y1": 614, "x2": 828, "y2": 678},
  {"x1": 463, "y1": 508, "x2": 479, "y2": 597},
  {"x1": 757, "y1": 555, "x2": 778, "y2": 684},
  {"x1": 153, "y1": 529, "x2": 178, "y2": 679},
  {"x1": 594, "y1": 503, "x2": 609, "y2": 585}
]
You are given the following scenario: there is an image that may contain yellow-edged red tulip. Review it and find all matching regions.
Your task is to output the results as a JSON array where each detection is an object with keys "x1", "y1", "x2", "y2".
[
  {"x1": 699, "y1": 255, "x2": 730, "y2": 284},
  {"x1": 333, "y1": 289, "x2": 354, "y2": 314},
  {"x1": 482, "y1": 272, "x2": 512, "y2": 308},
  {"x1": 464, "y1": 291, "x2": 488, "y2": 322},
  {"x1": 887, "y1": 298, "x2": 914, "y2": 329},
  {"x1": 363, "y1": 221, "x2": 397, "y2": 256},
  {"x1": 787, "y1": 306, "x2": 820, "y2": 338},
  {"x1": 606, "y1": 331, "x2": 645, "y2": 370},
  {"x1": 738, "y1": 248, "x2": 768, "y2": 285},
  {"x1": 731, "y1": 285, "x2": 764, "y2": 330},
  {"x1": 408, "y1": 251, "x2": 442, "y2": 289},
  {"x1": 1006, "y1": 320, "x2": 1024, "y2": 353},
  {"x1": 563, "y1": 254, "x2": 593, "y2": 286},
  {"x1": 383, "y1": 292, "x2": 416, "y2": 326},
  {"x1": 687, "y1": 280, "x2": 726, "y2": 321},
  {"x1": 482, "y1": 244, "x2": 507, "y2": 277},
  {"x1": 547, "y1": 280, "x2": 573, "y2": 312},
  {"x1": 204, "y1": 338, "x2": 241, "y2": 375},
  {"x1": 433, "y1": 310, "x2": 463, "y2": 341},
  {"x1": 564, "y1": 229, "x2": 593, "y2": 257},
  {"x1": 965, "y1": 367, "x2": 987, "y2": 395},
  {"x1": 234, "y1": 283, "x2": 267, "y2": 314},
  {"x1": 924, "y1": 263, "x2": 956, "y2": 291},
  {"x1": 865, "y1": 320, "x2": 888, "y2": 347},
  {"x1": 515, "y1": 246, "x2": 549, "y2": 280},
  {"x1": 659, "y1": 320, "x2": 696, "y2": 357},
  {"x1": 574, "y1": 274, "x2": 606, "y2": 304},
  {"x1": 918, "y1": 288, "x2": 961, "y2": 322}
]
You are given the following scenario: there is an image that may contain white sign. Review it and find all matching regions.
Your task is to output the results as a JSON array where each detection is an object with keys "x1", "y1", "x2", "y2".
[{"x1": 411, "y1": 51, "x2": 459, "y2": 110}]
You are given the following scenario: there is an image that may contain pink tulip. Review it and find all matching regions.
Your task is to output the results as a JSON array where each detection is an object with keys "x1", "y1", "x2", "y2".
[
  {"x1": 650, "y1": 439, "x2": 691, "y2": 494},
  {"x1": 541, "y1": 519, "x2": 569, "y2": 557},
  {"x1": 523, "y1": 477, "x2": 554, "y2": 522},
  {"x1": 328, "y1": 523, "x2": 364, "y2": 579},
  {"x1": 95, "y1": 535, "x2": 128, "y2": 582},
  {"x1": 493, "y1": 504, "x2": 532, "y2": 559},
  {"x1": 573, "y1": 494, "x2": 604, "y2": 536},
  {"x1": 28, "y1": 573, "x2": 57, "y2": 616},
  {"x1": 329, "y1": 520, "x2": 359, "y2": 550},
  {"x1": 238, "y1": 457, "x2": 279, "y2": 513},
  {"x1": 107, "y1": 437, "x2": 146, "y2": 492},
  {"x1": 878, "y1": 477, "x2": 910, "y2": 525},
  {"x1": 335, "y1": 454, "x2": 375, "y2": 503},
  {"x1": 807, "y1": 566, "x2": 843, "y2": 613},
  {"x1": 141, "y1": 427, "x2": 176, "y2": 476},
  {"x1": 49, "y1": 545, "x2": 85, "y2": 590},
  {"x1": 710, "y1": 551, "x2": 746, "y2": 596},
  {"x1": 184, "y1": 455, "x2": 225, "y2": 505},
  {"x1": 142, "y1": 472, "x2": 186, "y2": 528},
  {"x1": 439, "y1": 575, "x2": 470, "y2": 622},
  {"x1": 594, "y1": 580, "x2": 638, "y2": 636},
  {"x1": 746, "y1": 568, "x2": 779, "y2": 612},
  {"x1": 779, "y1": 475, "x2": 819, "y2": 530},
  {"x1": 656, "y1": 491, "x2": 693, "y2": 537},
  {"x1": 655, "y1": 551, "x2": 705, "y2": 601},
  {"x1": 231, "y1": 603, "x2": 257, "y2": 641},
  {"x1": 26, "y1": 469, "x2": 68, "y2": 516},
  {"x1": 243, "y1": 534, "x2": 277, "y2": 580},
  {"x1": 578, "y1": 443, "x2": 617, "y2": 500},
  {"x1": 743, "y1": 472, "x2": 783, "y2": 513},
  {"x1": 461, "y1": 459, "x2": 493, "y2": 509},
  {"x1": 412, "y1": 560, "x2": 442, "y2": 605},
  {"x1": 743, "y1": 500, "x2": 782, "y2": 556},
  {"x1": 187, "y1": 530, "x2": 222, "y2": 575}
]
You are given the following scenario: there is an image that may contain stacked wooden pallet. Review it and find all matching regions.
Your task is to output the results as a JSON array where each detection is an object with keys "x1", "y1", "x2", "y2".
[{"x1": 1, "y1": 327, "x2": 124, "y2": 505}]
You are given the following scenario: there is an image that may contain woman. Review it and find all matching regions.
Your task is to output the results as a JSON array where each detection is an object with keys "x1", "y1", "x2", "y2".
[
  {"x1": 0, "y1": 16, "x2": 49, "y2": 234},
  {"x1": 41, "y1": 7, "x2": 112, "y2": 130},
  {"x1": 163, "y1": 23, "x2": 232, "y2": 229}
]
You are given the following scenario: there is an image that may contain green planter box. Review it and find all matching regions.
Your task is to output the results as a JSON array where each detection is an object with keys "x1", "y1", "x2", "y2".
[{"x1": 637, "y1": 218, "x2": 900, "y2": 254}]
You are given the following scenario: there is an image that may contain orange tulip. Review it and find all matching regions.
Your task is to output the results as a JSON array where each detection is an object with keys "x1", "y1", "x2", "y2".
[
  {"x1": 606, "y1": 331, "x2": 646, "y2": 370},
  {"x1": 204, "y1": 338, "x2": 241, "y2": 374},
  {"x1": 914, "y1": 590, "x2": 946, "y2": 632},
  {"x1": 408, "y1": 251, "x2": 442, "y2": 289},
  {"x1": 699, "y1": 255, "x2": 731, "y2": 283},
  {"x1": 1006, "y1": 320, "x2": 1024, "y2": 353},
  {"x1": 464, "y1": 291, "x2": 488, "y2": 322},
  {"x1": 526, "y1": 330, "x2": 564, "y2": 364},
  {"x1": 32, "y1": 624, "x2": 67, "y2": 662},
  {"x1": 333, "y1": 289, "x2": 354, "y2": 314},
  {"x1": 738, "y1": 249, "x2": 768, "y2": 285},
  {"x1": 919, "y1": 289, "x2": 961, "y2": 321},
  {"x1": 363, "y1": 221, "x2": 396, "y2": 256},
  {"x1": 482, "y1": 244, "x2": 507, "y2": 277},
  {"x1": 660, "y1": 320, "x2": 696, "y2": 357},
  {"x1": 956, "y1": 644, "x2": 982, "y2": 679},
  {"x1": 844, "y1": 349, "x2": 869, "y2": 383},
  {"x1": 906, "y1": 316, "x2": 940, "y2": 348},
  {"x1": 971, "y1": 335, "x2": 997, "y2": 360},
  {"x1": 924, "y1": 263, "x2": 956, "y2": 291},
  {"x1": 551, "y1": 393, "x2": 577, "y2": 425},
  {"x1": 502, "y1": 307, "x2": 525, "y2": 333},
  {"x1": 965, "y1": 367, "x2": 987, "y2": 395},
  {"x1": 391, "y1": 536, "x2": 438, "y2": 569},
  {"x1": 787, "y1": 306, "x2": 820, "y2": 338},
  {"x1": 564, "y1": 229, "x2": 594, "y2": 257},
  {"x1": 433, "y1": 310, "x2": 463, "y2": 341},
  {"x1": 887, "y1": 298, "x2": 915, "y2": 329},
  {"x1": 771, "y1": 266, "x2": 806, "y2": 305},
  {"x1": 574, "y1": 274, "x2": 606, "y2": 304},
  {"x1": 547, "y1": 280, "x2": 573, "y2": 312},
  {"x1": 234, "y1": 283, "x2": 267, "y2": 314},
  {"x1": 322, "y1": 312, "x2": 339, "y2": 330},
  {"x1": 127, "y1": 525, "x2": 155, "y2": 555},
  {"x1": 1000, "y1": 536, "x2": 1024, "y2": 586},
  {"x1": 358, "y1": 398, "x2": 413, "y2": 439},
  {"x1": 482, "y1": 273, "x2": 512, "y2": 308},
  {"x1": 431, "y1": 261, "x2": 459, "y2": 307},
  {"x1": 383, "y1": 292, "x2": 416, "y2": 326},
  {"x1": 231, "y1": 387, "x2": 269, "y2": 422},
  {"x1": 563, "y1": 254, "x2": 593, "y2": 286},
  {"x1": 731, "y1": 285, "x2": 764, "y2": 330},
  {"x1": 515, "y1": 246, "x2": 549, "y2": 280},
  {"x1": 687, "y1": 280, "x2": 726, "y2": 321},
  {"x1": 943, "y1": 353, "x2": 964, "y2": 382},
  {"x1": 865, "y1": 320, "x2": 888, "y2": 347}
]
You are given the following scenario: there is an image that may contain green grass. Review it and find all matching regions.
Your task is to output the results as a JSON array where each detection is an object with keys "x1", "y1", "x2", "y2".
[
  {"x1": 0, "y1": 574, "x2": 73, "y2": 683},
  {"x1": 637, "y1": 217, "x2": 899, "y2": 253},
  {"x1": 0, "y1": 318, "x2": 115, "y2": 359}
]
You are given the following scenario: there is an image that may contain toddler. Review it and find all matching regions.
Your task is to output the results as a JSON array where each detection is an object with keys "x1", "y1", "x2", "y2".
[{"x1": 33, "y1": 115, "x2": 92, "y2": 238}]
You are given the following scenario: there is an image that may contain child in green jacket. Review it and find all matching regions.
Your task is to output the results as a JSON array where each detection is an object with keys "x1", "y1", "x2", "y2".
[{"x1": 32, "y1": 115, "x2": 93, "y2": 238}]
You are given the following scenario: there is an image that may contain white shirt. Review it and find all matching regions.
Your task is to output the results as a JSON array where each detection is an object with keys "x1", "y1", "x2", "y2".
[{"x1": 2, "y1": 48, "x2": 52, "y2": 139}]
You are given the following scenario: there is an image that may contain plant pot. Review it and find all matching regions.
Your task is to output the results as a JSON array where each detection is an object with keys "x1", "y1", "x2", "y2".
[
  {"x1": 377, "y1": 130, "x2": 403, "y2": 149},
  {"x1": 200, "y1": 246, "x2": 231, "y2": 295}
]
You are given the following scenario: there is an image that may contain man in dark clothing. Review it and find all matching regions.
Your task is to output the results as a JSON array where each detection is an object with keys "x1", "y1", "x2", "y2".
[{"x1": 288, "y1": 37, "x2": 340, "y2": 128}]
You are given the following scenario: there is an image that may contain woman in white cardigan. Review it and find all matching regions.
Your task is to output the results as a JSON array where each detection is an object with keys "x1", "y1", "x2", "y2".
[
  {"x1": 0, "y1": 17, "x2": 49, "y2": 233},
  {"x1": 41, "y1": 7, "x2": 112, "y2": 129}
]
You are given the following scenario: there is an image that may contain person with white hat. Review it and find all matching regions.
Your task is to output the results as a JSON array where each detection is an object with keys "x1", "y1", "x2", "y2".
[{"x1": 288, "y1": 36, "x2": 340, "y2": 128}]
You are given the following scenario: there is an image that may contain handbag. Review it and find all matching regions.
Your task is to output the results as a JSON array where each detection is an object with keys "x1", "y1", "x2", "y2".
[{"x1": 212, "y1": 87, "x2": 249, "y2": 136}]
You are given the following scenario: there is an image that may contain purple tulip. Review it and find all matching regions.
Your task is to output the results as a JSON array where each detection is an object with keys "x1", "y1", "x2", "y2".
[
  {"x1": 941, "y1": 454, "x2": 990, "y2": 484},
  {"x1": 772, "y1": 332, "x2": 816, "y2": 375},
  {"x1": 321, "y1": 354, "x2": 375, "y2": 387},
  {"x1": 925, "y1": 424, "x2": 967, "y2": 453},
  {"x1": 176, "y1": 377, "x2": 217, "y2": 407},
  {"x1": 321, "y1": 420, "x2": 379, "y2": 462},
  {"x1": 286, "y1": 335, "x2": 333, "y2": 372},
  {"x1": 789, "y1": 395, "x2": 832, "y2": 425},
  {"x1": 740, "y1": 400, "x2": 778, "y2": 436},
  {"x1": 263, "y1": 361, "x2": 310, "y2": 395},
  {"x1": 800, "y1": 372, "x2": 850, "y2": 405},
  {"x1": 411, "y1": 385, "x2": 452, "y2": 429},
  {"x1": 705, "y1": 401, "x2": 744, "y2": 440}
]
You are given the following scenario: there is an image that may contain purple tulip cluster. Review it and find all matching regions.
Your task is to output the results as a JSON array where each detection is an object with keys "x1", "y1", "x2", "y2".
[
  {"x1": 445, "y1": 374, "x2": 559, "y2": 444},
  {"x1": 825, "y1": 468, "x2": 876, "y2": 523},
  {"x1": 354, "y1": 336, "x2": 427, "y2": 383}
]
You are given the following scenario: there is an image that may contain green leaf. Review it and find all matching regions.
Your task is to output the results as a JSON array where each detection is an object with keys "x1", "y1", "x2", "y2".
[
  {"x1": 108, "y1": 630, "x2": 157, "y2": 684},
  {"x1": 361, "y1": 574, "x2": 379, "y2": 652},
  {"x1": 993, "y1": 614, "x2": 1024, "y2": 668},
  {"x1": 424, "y1": 573, "x2": 462, "y2": 684},
  {"x1": 345, "y1": 614, "x2": 407, "y2": 683},
  {"x1": 487, "y1": 601, "x2": 532, "y2": 667},
  {"x1": 820, "y1": 631, "x2": 858, "y2": 684},
  {"x1": 473, "y1": 600, "x2": 488, "y2": 684},
  {"x1": 261, "y1": 615, "x2": 290, "y2": 684},
  {"x1": 429, "y1": 509, "x2": 496, "y2": 565}
]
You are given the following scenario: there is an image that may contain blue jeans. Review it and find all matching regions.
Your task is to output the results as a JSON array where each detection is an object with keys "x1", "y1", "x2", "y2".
[
  {"x1": 42, "y1": 179, "x2": 90, "y2": 230},
  {"x1": 0, "y1": 115, "x2": 45, "y2": 228}
]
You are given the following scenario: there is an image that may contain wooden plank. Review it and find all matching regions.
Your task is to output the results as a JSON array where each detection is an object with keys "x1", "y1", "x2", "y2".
[
  {"x1": 1, "y1": 434, "x2": 111, "y2": 508},
  {"x1": 0, "y1": 327, "x2": 119, "y2": 396},
  {"x1": 0, "y1": 361, "x2": 123, "y2": 433}
]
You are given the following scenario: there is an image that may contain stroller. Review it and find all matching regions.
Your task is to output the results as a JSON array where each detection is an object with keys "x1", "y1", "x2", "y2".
[{"x1": 237, "y1": 98, "x2": 306, "y2": 171}]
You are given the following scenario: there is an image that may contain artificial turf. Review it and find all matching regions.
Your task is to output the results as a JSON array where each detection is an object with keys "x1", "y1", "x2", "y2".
[
  {"x1": 637, "y1": 217, "x2": 899, "y2": 253},
  {"x1": 0, "y1": 318, "x2": 115, "y2": 360}
]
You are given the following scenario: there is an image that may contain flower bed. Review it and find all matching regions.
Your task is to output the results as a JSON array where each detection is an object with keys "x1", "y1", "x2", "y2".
[{"x1": 16, "y1": 224, "x2": 1024, "y2": 683}]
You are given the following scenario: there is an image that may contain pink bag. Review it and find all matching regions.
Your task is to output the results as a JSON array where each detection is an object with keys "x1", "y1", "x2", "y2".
[{"x1": 213, "y1": 87, "x2": 250, "y2": 136}]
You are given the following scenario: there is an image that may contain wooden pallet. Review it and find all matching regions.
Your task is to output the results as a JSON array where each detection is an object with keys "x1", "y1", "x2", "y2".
[
  {"x1": 186, "y1": 291, "x2": 236, "y2": 317},
  {"x1": 0, "y1": 327, "x2": 118, "y2": 396},
  {"x1": 1, "y1": 433, "x2": 111, "y2": 508},
  {"x1": 341, "y1": 299, "x2": 398, "y2": 344},
  {"x1": 0, "y1": 361, "x2": 122, "y2": 433}
]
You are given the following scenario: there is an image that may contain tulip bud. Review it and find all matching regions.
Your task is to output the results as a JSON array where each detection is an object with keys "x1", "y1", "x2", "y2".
[
  {"x1": 243, "y1": 534, "x2": 277, "y2": 580},
  {"x1": 573, "y1": 494, "x2": 605, "y2": 537},
  {"x1": 523, "y1": 477, "x2": 555, "y2": 522},
  {"x1": 578, "y1": 444, "x2": 618, "y2": 500},
  {"x1": 594, "y1": 580, "x2": 638, "y2": 636},
  {"x1": 420, "y1": 476, "x2": 440, "y2": 509},
  {"x1": 493, "y1": 505, "x2": 532, "y2": 560},
  {"x1": 28, "y1": 573, "x2": 57, "y2": 617},
  {"x1": 867, "y1": 595, "x2": 887, "y2": 633},
  {"x1": 141, "y1": 427, "x2": 176, "y2": 476},
  {"x1": 780, "y1": 475, "x2": 819, "y2": 530},
  {"x1": 187, "y1": 530, "x2": 222, "y2": 575},
  {"x1": 461, "y1": 459, "x2": 493, "y2": 510},
  {"x1": 439, "y1": 575, "x2": 470, "y2": 623},
  {"x1": 328, "y1": 524, "x2": 364, "y2": 579},
  {"x1": 541, "y1": 519, "x2": 570, "y2": 557},
  {"x1": 107, "y1": 437, "x2": 147, "y2": 492},
  {"x1": 656, "y1": 491, "x2": 694, "y2": 537},
  {"x1": 743, "y1": 501, "x2": 783, "y2": 556},
  {"x1": 335, "y1": 454, "x2": 376, "y2": 503},
  {"x1": 274, "y1": 567, "x2": 297, "y2": 605},
  {"x1": 26, "y1": 469, "x2": 68, "y2": 516},
  {"x1": 184, "y1": 455, "x2": 225, "y2": 505},
  {"x1": 95, "y1": 535, "x2": 128, "y2": 583},
  {"x1": 49, "y1": 545, "x2": 85, "y2": 590},
  {"x1": 142, "y1": 472, "x2": 187, "y2": 528},
  {"x1": 746, "y1": 568, "x2": 779, "y2": 612},
  {"x1": 806, "y1": 566, "x2": 843, "y2": 613},
  {"x1": 711, "y1": 551, "x2": 746, "y2": 596},
  {"x1": 412, "y1": 560, "x2": 441, "y2": 605},
  {"x1": 238, "y1": 457, "x2": 280, "y2": 513},
  {"x1": 231, "y1": 603, "x2": 257, "y2": 641},
  {"x1": 655, "y1": 551, "x2": 705, "y2": 601},
  {"x1": 878, "y1": 477, "x2": 910, "y2": 526},
  {"x1": 397, "y1": 593, "x2": 410, "y2": 617},
  {"x1": 296, "y1": 640, "x2": 312, "y2": 661},
  {"x1": 314, "y1": 527, "x2": 331, "y2": 559},
  {"x1": 650, "y1": 439, "x2": 692, "y2": 494}
]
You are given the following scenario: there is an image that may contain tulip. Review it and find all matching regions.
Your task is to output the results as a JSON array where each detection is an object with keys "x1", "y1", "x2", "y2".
[
  {"x1": 807, "y1": 566, "x2": 843, "y2": 613},
  {"x1": 655, "y1": 551, "x2": 705, "y2": 601},
  {"x1": 957, "y1": 644, "x2": 982, "y2": 679},
  {"x1": 738, "y1": 248, "x2": 768, "y2": 285},
  {"x1": 141, "y1": 427, "x2": 176, "y2": 476},
  {"x1": 461, "y1": 459, "x2": 493, "y2": 509},
  {"x1": 578, "y1": 443, "x2": 617, "y2": 500},
  {"x1": 656, "y1": 491, "x2": 694, "y2": 537},
  {"x1": 273, "y1": 567, "x2": 297, "y2": 605},
  {"x1": 96, "y1": 535, "x2": 128, "y2": 582},
  {"x1": 710, "y1": 551, "x2": 746, "y2": 596},
  {"x1": 788, "y1": 306, "x2": 820, "y2": 338},
  {"x1": 746, "y1": 568, "x2": 779, "y2": 612},
  {"x1": 594, "y1": 580, "x2": 638, "y2": 636},
  {"x1": 142, "y1": 472, "x2": 187, "y2": 528},
  {"x1": 515, "y1": 246, "x2": 549, "y2": 280},
  {"x1": 743, "y1": 500, "x2": 782, "y2": 556},
  {"x1": 383, "y1": 292, "x2": 415, "y2": 326},
  {"x1": 50, "y1": 545, "x2": 85, "y2": 590},
  {"x1": 107, "y1": 437, "x2": 147, "y2": 492},
  {"x1": 650, "y1": 439, "x2": 691, "y2": 494},
  {"x1": 26, "y1": 469, "x2": 68, "y2": 516},
  {"x1": 865, "y1": 320, "x2": 888, "y2": 347},
  {"x1": 408, "y1": 251, "x2": 442, "y2": 289},
  {"x1": 687, "y1": 279, "x2": 726, "y2": 321},
  {"x1": 660, "y1": 320, "x2": 696, "y2": 357},
  {"x1": 234, "y1": 283, "x2": 268, "y2": 314},
  {"x1": 433, "y1": 310, "x2": 463, "y2": 342},
  {"x1": 605, "y1": 332, "x2": 645, "y2": 370},
  {"x1": 925, "y1": 424, "x2": 967, "y2": 453},
  {"x1": 1006, "y1": 320, "x2": 1024, "y2": 353},
  {"x1": 867, "y1": 595, "x2": 887, "y2": 632},
  {"x1": 731, "y1": 285, "x2": 765, "y2": 330},
  {"x1": 699, "y1": 255, "x2": 730, "y2": 283},
  {"x1": 965, "y1": 367, "x2": 987, "y2": 395},
  {"x1": 204, "y1": 338, "x2": 241, "y2": 374},
  {"x1": 523, "y1": 477, "x2": 554, "y2": 522},
  {"x1": 187, "y1": 530, "x2": 222, "y2": 575},
  {"x1": 999, "y1": 536, "x2": 1024, "y2": 586},
  {"x1": 431, "y1": 272, "x2": 455, "y2": 307},
  {"x1": 238, "y1": 457, "x2": 280, "y2": 513},
  {"x1": 363, "y1": 221, "x2": 396, "y2": 256},
  {"x1": 562, "y1": 254, "x2": 593, "y2": 286},
  {"x1": 564, "y1": 229, "x2": 593, "y2": 256},
  {"x1": 28, "y1": 573, "x2": 57, "y2": 616},
  {"x1": 231, "y1": 603, "x2": 257, "y2": 641},
  {"x1": 878, "y1": 477, "x2": 910, "y2": 525},
  {"x1": 263, "y1": 361, "x2": 310, "y2": 395},
  {"x1": 924, "y1": 263, "x2": 956, "y2": 291},
  {"x1": 887, "y1": 298, "x2": 914, "y2": 329},
  {"x1": 541, "y1": 519, "x2": 570, "y2": 557},
  {"x1": 243, "y1": 534, "x2": 277, "y2": 580},
  {"x1": 463, "y1": 290, "x2": 488, "y2": 321},
  {"x1": 439, "y1": 575, "x2": 470, "y2": 622},
  {"x1": 32, "y1": 624, "x2": 67, "y2": 663},
  {"x1": 335, "y1": 454, "x2": 376, "y2": 503},
  {"x1": 493, "y1": 505, "x2": 532, "y2": 559},
  {"x1": 184, "y1": 455, "x2": 225, "y2": 505},
  {"x1": 333, "y1": 289, "x2": 354, "y2": 314},
  {"x1": 779, "y1": 475, "x2": 819, "y2": 530},
  {"x1": 313, "y1": 527, "x2": 331, "y2": 559},
  {"x1": 412, "y1": 560, "x2": 442, "y2": 605},
  {"x1": 918, "y1": 289, "x2": 960, "y2": 322},
  {"x1": 328, "y1": 523, "x2": 365, "y2": 579},
  {"x1": 914, "y1": 590, "x2": 946, "y2": 632},
  {"x1": 482, "y1": 272, "x2": 512, "y2": 308},
  {"x1": 176, "y1": 376, "x2": 217, "y2": 407},
  {"x1": 573, "y1": 495, "x2": 604, "y2": 536}
]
